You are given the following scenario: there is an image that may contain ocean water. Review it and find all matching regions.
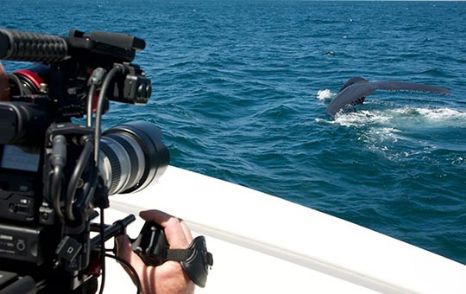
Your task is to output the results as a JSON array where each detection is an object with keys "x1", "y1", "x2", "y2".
[{"x1": 1, "y1": 0, "x2": 465, "y2": 264}]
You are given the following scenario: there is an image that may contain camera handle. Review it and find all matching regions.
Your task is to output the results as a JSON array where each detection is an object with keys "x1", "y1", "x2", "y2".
[
  {"x1": 90, "y1": 214, "x2": 136, "y2": 249},
  {"x1": 131, "y1": 222, "x2": 213, "y2": 288}
]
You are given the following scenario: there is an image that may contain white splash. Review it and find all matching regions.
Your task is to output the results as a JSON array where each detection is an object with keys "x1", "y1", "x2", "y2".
[
  {"x1": 334, "y1": 107, "x2": 466, "y2": 128},
  {"x1": 364, "y1": 127, "x2": 401, "y2": 143},
  {"x1": 410, "y1": 107, "x2": 466, "y2": 122},
  {"x1": 332, "y1": 106, "x2": 466, "y2": 160},
  {"x1": 334, "y1": 110, "x2": 392, "y2": 127},
  {"x1": 316, "y1": 89, "x2": 334, "y2": 101}
]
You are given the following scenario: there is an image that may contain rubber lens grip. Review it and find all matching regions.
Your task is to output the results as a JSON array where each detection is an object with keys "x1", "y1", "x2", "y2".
[{"x1": 0, "y1": 29, "x2": 68, "y2": 63}]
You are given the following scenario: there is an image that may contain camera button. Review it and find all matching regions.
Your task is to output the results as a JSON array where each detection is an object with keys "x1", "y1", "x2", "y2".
[{"x1": 16, "y1": 239, "x2": 26, "y2": 251}]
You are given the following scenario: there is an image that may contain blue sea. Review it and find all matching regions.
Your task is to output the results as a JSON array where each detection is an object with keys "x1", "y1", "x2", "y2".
[{"x1": 1, "y1": 0, "x2": 465, "y2": 264}]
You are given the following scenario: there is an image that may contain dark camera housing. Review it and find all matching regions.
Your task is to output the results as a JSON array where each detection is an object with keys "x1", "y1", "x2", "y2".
[{"x1": 0, "y1": 28, "x2": 168, "y2": 293}]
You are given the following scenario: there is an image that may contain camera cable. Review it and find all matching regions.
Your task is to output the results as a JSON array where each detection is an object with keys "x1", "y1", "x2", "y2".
[
  {"x1": 65, "y1": 140, "x2": 93, "y2": 221},
  {"x1": 104, "y1": 253, "x2": 141, "y2": 294},
  {"x1": 87, "y1": 67, "x2": 107, "y2": 127},
  {"x1": 50, "y1": 134, "x2": 67, "y2": 222},
  {"x1": 94, "y1": 64, "x2": 125, "y2": 165},
  {"x1": 98, "y1": 207, "x2": 107, "y2": 294},
  {"x1": 87, "y1": 64, "x2": 136, "y2": 293},
  {"x1": 91, "y1": 67, "x2": 123, "y2": 294}
]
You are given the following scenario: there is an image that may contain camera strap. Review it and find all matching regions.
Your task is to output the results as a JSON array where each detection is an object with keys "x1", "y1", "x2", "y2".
[
  {"x1": 132, "y1": 222, "x2": 213, "y2": 288},
  {"x1": 165, "y1": 236, "x2": 213, "y2": 288}
]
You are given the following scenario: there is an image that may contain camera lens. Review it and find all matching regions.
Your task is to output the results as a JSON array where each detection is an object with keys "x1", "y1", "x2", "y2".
[{"x1": 99, "y1": 121, "x2": 169, "y2": 195}]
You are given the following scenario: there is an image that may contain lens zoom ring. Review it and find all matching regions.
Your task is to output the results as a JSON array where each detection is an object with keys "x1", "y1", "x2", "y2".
[
  {"x1": 107, "y1": 134, "x2": 140, "y2": 192},
  {"x1": 100, "y1": 142, "x2": 121, "y2": 194}
]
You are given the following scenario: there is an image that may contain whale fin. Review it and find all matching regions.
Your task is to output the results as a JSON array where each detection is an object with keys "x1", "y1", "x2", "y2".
[
  {"x1": 326, "y1": 78, "x2": 449, "y2": 117},
  {"x1": 371, "y1": 81, "x2": 449, "y2": 95},
  {"x1": 339, "y1": 76, "x2": 368, "y2": 91}
]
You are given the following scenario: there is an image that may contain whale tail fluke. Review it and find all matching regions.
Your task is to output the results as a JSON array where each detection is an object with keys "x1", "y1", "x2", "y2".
[
  {"x1": 372, "y1": 81, "x2": 449, "y2": 95},
  {"x1": 339, "y1": 76, "x2": 368, "y2": 91},
  {"x1": 326, "y1": 77, "x2": 448, "y2": 117}
]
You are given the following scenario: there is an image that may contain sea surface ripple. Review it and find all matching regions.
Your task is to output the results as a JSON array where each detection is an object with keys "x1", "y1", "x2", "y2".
[{"x1": 1, "y1": 0, "x2": 465, "y2": 263}]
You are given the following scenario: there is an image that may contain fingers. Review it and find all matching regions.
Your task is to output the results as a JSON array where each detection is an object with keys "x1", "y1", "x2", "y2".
[
  {"x1": 180, "y1": 221, "x2": 193, "y2": 242},
  {"x1": 116, "y1": 211, "x2": 195, "y2": 294},
  {"x1": 115, "y1": 234, "x2": 145, "y2": 279},
  {"x1": 139, "y1": 210, "x2": 192, "y2": 249},
  {"x1": 115, "y1": 235, "x2": 156, "y2": 294}
]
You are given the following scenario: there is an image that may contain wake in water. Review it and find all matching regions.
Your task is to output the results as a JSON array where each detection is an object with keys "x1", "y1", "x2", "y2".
[
  {"x1": 318, "y1": 99, "x2": 466, "y2": 160},
  {"x1": 333, "y1": 107, "x2": 466, "y2": 128}
]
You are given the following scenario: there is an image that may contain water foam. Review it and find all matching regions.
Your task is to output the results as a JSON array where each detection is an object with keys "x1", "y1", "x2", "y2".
[
  {"x1": 334, "y1": 106, "x2": 466, "y2": 161},
  {"x1": 334, "y1": 110, "x2": 392, "y2": 127},
  {"x1": 334, "y1": 107, "x2": 466, "y2": 128},
  {"x1": 395, "y1": 107, "x2": 466, "y2": 122},
  {"x1": 316, "y1": 89, "x2": 334, "y2": 101}
]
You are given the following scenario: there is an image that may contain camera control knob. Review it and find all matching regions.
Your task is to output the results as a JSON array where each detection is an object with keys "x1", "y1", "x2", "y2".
[{"x1": 16, "y1": 239, "x2": 26, "y2": 251}]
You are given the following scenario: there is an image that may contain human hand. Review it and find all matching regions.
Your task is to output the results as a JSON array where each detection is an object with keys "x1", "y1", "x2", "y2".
[
  {"x1": 116, "y1": 210, "x2": 195, "y2": 294},
  {"x1": 0, "y1": 63, "x2": 10, "y2": 101}
]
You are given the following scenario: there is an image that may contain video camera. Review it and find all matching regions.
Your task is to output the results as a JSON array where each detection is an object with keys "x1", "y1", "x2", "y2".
[{"x1": 0, "y1": 28, "x2": 169, "y2": 293}]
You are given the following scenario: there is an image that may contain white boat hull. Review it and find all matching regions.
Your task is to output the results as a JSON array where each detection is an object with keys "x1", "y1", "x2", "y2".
[{"x1": 104, "y1": 165, "x2": 466, "y2": 293}]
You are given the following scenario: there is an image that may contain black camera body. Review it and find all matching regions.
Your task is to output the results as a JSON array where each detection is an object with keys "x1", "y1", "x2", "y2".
[{"x1": 0, "y1": 29, "x2": 169, "y2": 293}]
